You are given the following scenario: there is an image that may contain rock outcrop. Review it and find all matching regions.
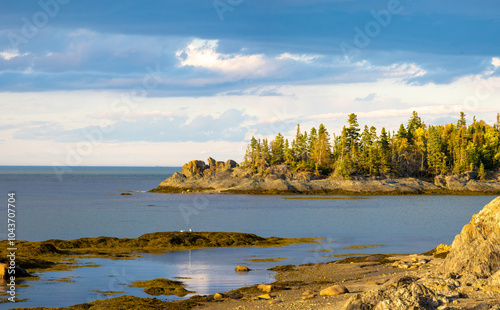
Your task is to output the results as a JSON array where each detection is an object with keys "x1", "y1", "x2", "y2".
[
  {"x1": 181, "y1": 160, "x2": 208, "y2": 178},
  {"x1": 441, "y1": 196, "x2": 500, "y2": 282},
  {"x1": 342, "y1": 276, "x2": 442, "y2": 310},
  {"x1": 154, "y1": 158, "x2": 500, "y2": 194},
  {"x1": 341, "y1": 197, "x2": 500, "y2": 309},
  {"x1": 434, "y1": 172, "x2": 500, "y2": 192}
]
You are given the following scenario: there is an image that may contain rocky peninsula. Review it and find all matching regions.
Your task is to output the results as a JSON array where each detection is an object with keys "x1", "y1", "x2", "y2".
[{"x1": 151, "y1": 158, "x2": 500, "y2": 195}]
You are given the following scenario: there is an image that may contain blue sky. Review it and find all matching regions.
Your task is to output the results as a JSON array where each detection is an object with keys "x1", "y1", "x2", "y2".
[{"x1": 1, "y1": 0, "x2": 499, "y2": 166}]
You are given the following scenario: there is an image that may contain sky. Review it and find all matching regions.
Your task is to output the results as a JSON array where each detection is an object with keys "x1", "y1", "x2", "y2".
[{"x1": 1, "y1": 0, "x2": 499, "y2": 166}]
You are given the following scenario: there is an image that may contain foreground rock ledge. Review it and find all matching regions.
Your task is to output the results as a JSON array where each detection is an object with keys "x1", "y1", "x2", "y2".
[
  {"x1": 342, "y1": 196, "x2": 500, "y2": 310},
  {"x1": 151, "y1": 158, "x2": 500, "y2": 194},
  {"x1": 442, "y1": 196, "x2": 500, "y2": 282}
]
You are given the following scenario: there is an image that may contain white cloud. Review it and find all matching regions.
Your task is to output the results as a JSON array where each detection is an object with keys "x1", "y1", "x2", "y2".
[
  {"x1": 2, "y1": 58, "x2": 499, "y2": 165},
  {"x1": 176, "y1": 39, "x2": 274, "y2": 78},
  {"x1": 492, "y1": 57, "x2": 500, "y2": 68},
  {"x1": 276, "y1": 52, "x2": 319, "y2": 63},
  {"x1": 353, "y1": 60, "x2": 427, "y2": 79},
  {"x1": 0, "y1": 50, "x2": 28, "y2": 60}
]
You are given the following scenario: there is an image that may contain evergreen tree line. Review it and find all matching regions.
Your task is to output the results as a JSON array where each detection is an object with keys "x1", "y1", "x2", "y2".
[{"x1": 243, "y1": 112, "x2": 500, "y2": 179}]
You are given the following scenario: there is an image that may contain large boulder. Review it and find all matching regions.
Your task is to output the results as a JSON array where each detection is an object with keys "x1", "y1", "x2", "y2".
[
  {"x1": 181, "y1": 160, "x2": 208, "y2": 178},
  {"x1": 441, "y1": 196, "x2": 500, "y2": 280},
  {"x1": 341, "y1": 276, "x2": 441, "y2": 310}
]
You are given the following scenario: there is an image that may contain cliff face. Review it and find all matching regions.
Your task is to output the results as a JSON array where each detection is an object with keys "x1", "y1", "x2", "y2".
[
  {"x1": 442, "y1": 196, "x2": 500, "y2": 282},
  {"x1": 154, "y1": 158, "x2": 500, "y2": 194}
]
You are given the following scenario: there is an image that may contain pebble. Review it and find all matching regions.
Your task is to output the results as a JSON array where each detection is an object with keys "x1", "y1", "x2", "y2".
[{"x1": 301, "y1": 294, "x2": 316, "y2": 300}]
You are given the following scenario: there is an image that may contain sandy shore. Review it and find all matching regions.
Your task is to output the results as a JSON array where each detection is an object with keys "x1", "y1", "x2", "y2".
[
  {"x1": 193, "y1": 254, "x2": 500, "y2": 310},
  {"x1": 8, "y1": 253, "x2": 500, "y2": 309}
]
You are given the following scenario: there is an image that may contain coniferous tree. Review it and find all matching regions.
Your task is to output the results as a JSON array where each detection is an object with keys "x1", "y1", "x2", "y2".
[
  {"x1": 378, "y1": 127, "x2": 391, "y2": 174},
  {"x1": 270, "y1": 133, "x2": 285, "y2": 165},
  {"x1": 241, "y1": 112, "x2": 500, "y2": 179},
  {"x1": 311, "y1": 124, "x2": 331, "y2": 168},
  {"x1": 478, "y1": 162, "x2": 486, "y2": 180}
]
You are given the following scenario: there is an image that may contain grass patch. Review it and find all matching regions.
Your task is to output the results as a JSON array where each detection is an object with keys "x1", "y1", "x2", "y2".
[
  {"x1": 245, "y1": 257, "x2": 288, "y2": 262},
  {"x1": 129, "y1": 278, "x2": 194, "y2": 297},
  {"x1": 344, "y1": 244, "x2": 388, "y2": 249}
]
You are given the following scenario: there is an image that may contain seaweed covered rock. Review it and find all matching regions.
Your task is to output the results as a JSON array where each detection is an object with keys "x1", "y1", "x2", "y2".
[
  {"x1": 0, "y1": 263, "x2": 30, "y2": 280},
  {"x1": 129, "y1": 278, "x2": 194, "y2": 297},
  {"x1": 441, "y1": 196, "x2": 500, "y2": 281}
]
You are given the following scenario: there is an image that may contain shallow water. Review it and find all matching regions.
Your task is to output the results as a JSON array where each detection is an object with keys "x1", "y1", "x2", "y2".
[{"x1": 0, "y1": 167, "x2": 497, "y2": 308}]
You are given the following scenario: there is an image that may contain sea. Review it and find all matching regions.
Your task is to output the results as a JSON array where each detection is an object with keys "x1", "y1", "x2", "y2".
[{"x1": 0, "y1": 166, "x2": 497, "y2": 309}]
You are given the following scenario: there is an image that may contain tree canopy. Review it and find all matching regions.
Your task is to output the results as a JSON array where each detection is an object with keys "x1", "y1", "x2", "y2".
[{"x1": 243, "y1": 112, "x2": 500, "y2": 178}]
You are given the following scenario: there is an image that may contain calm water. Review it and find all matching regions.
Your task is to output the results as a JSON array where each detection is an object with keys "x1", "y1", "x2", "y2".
[{"x1": 0, "y1": 166, "x2": 497, "y2": 309}]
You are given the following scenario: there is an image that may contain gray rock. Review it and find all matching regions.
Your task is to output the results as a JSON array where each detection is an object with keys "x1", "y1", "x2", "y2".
[
  {"x1": 434, "y1": 175, "x2": 447, "y2": 189},
  {"x1": 181, "y1": 160, "x2": 208, "y2": 178},
  {"x1": 441, "y1": 197, "x2": 500, "y2": 280},
  {"x1": 266, "y1": 165, "x2": 292, "y2": 180},
  {"x1": 225, "y1": 160, "x2": 238, "y2": 169},
  {"x1": 342, "y1": 276, "x2": 441, "y2": 310},
  {"x1": 207, "y1": 157, "x2": 216, "y2": 169}
]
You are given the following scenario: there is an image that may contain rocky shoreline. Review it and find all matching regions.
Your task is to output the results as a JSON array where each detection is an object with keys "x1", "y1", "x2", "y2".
[
  {"x1": 151, "y1": 158, "x2": 500, "y2": 195},
  {"x1": 6, "y1": 197, "x2": 500, "y2": 309},
  {"x1": 198, "y1": 196, "x2": 500, "y2": 310}
]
